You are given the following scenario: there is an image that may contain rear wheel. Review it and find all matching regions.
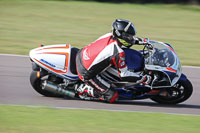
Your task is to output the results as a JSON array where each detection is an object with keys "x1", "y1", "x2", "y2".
[
  {"x1": 30, "y1": 71, "x2": 60, "y2": 97},
  {"x1": 150, "y1": 79, "x2": 193, "y2": 104}
]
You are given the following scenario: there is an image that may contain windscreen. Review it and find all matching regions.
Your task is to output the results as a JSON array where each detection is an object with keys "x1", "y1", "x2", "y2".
[{"x1": 145, "y1": 43, "x2": 175, "y2": 67}]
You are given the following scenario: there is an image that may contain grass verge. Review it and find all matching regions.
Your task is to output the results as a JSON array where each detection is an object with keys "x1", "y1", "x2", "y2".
[{"x1": 0, "y1": 105, "x2": 200, "y2": 133}]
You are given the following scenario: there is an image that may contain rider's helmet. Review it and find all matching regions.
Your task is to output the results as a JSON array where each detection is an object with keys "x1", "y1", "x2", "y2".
[{"x1": 112, "y1": 19, "x2": 136, "y2": 47}]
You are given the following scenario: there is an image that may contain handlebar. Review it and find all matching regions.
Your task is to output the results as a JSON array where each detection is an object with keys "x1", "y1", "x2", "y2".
[{"x1": 142, "y1": 42, "x2": 153, "y2": 58}]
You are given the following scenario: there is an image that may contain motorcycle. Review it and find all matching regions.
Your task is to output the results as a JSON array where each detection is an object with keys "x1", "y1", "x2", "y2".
[{"x1": 29, "y1": 40, "x2": 193, "y2": 104}]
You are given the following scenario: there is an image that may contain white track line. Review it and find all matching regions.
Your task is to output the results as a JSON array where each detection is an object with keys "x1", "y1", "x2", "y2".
[
  {"x1": 1, "y1": 104, "x2": 199, "y2": 116},
  {"x1": 0, "y1": 54, "x2": 29, "y2": 58},
  {"x1": 182, "y1": 66, "x2": 200, "y2": 69}
]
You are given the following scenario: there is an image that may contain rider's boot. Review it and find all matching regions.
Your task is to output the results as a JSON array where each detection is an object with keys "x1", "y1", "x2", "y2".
[
  {"x1": 75, "y1": 84, "x2": 99, "y2": 100},
  {"x1": 75, "y1": 84, "x2": 118, "y2": 103}
]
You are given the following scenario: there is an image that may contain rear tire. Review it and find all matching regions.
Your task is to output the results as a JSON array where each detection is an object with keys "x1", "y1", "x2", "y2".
[
  {"x1": 151, "y1": 79, "x2": 193, "y2": 104},
  {"x1": 30, "y1": 71, "x2": 60, "y2": 97}
]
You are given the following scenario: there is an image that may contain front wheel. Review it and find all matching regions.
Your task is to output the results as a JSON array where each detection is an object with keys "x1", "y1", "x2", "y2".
[{"x1": 150, "y1": 79, "x2": 193, "y2": 104}]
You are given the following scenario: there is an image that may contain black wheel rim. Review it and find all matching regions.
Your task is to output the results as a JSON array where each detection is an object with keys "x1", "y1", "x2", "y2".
[{"x1": 160, "y1": 83, "x2": 185, "y2": 101}]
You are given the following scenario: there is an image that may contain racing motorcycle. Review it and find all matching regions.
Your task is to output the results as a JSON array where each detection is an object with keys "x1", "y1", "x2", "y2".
[{"x1": 29, "y1": 40, "x2": 193, "y2": 104}]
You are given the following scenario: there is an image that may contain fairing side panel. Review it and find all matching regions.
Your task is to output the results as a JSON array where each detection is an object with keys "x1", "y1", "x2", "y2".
[{"x1": 29, "y1": 44, "x2": 79, "y2": 80}]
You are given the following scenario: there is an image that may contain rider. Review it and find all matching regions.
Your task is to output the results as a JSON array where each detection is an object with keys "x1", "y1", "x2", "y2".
[{"x1": 75, "y1": 19, "x2": 151, "y2": 103}]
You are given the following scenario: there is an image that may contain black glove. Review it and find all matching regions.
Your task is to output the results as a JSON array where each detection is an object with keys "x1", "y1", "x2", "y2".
[
  {"x1": 135, "y1": 37, "x2": 150, "y2": 45},
  {"x1": 135, "y1": 37, "x2": 143, "y2": 45}
]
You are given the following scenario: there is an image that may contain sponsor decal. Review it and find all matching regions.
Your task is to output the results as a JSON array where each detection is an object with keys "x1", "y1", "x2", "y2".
[{"x1": 40, "y1": 59, "x2": 56, "y2": 67}]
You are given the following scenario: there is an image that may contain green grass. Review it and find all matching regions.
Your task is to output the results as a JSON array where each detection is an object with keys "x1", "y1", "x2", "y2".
[
  {"x1": 0, "y1": 105, "x2": 200, "y2": 133},
  {"x1": 1, "y1": 2, "x2": 199, "y2": 132},
  {"x1": 0, "y1": 0, "x2": 200, "y2": 66}
]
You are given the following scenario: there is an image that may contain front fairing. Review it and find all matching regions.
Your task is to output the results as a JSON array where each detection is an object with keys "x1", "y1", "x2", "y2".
[{"x1": 145, "y1": 41, "x2": 181, "y2": 87}]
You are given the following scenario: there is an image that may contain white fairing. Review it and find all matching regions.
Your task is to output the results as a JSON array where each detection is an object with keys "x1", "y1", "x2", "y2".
[
  {"x1": 145, "y1": 41, "x2": 182, "y2": 87},
  {"x1": 29, "y1": 44, "x2": 79, "y2": 80}
]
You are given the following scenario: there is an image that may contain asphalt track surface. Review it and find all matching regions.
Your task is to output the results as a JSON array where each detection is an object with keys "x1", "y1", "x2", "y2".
[{"x1": 0, "y1": 55, "x2": 199, "y2": 115}]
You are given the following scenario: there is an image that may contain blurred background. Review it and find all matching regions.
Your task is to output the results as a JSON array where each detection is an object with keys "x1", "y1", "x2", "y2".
[
  {"x1": 74, "y1": 0, "x2": 200, "y2": 4},
  {"x1": 0, "y1": 0, "x2": 200, "y2": 65}
]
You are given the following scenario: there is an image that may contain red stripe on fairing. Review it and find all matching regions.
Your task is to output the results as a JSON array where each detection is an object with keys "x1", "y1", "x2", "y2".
[
  {"x1": 81, "y1": 35, "x2": 115, "y2": 70},
  {"x1": 168, "y1": 46, "x2": 176, "y2": 54},
  {"x1": 36, "y1": 44, "x2": 70, "y2": 51},
  {"x1": 166, "y1": 67, "x2": 177, "y2": 73}
]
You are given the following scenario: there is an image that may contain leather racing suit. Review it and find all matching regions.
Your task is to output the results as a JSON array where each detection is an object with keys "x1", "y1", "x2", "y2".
[{"x1": 76, "y1": 33, "x2": 143, "y2": 103}]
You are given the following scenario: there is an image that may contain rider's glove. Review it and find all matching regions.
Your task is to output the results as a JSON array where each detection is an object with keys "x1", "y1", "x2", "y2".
[
  {"x1": 135, "y1": 38, "x2": 150, "y2": 45},
  {"x1": 138, "y1": 38, "x2": 153, "y2": 50},
  {"x1": 135, "y1": 37, "x2": 143, "y2": 45},
  {"x1": 137, "y1": 75, "x2": 152, "y2": 85}
]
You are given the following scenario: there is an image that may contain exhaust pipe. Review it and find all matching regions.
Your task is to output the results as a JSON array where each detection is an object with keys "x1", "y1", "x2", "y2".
[{"x1": 42, "y1": 81, "x2": 75, "y2": 98}]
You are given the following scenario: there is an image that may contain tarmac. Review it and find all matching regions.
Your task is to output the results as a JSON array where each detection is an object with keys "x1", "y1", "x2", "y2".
[{"x1": 0, "y1": 55, "x2": 199, "y2": 115}]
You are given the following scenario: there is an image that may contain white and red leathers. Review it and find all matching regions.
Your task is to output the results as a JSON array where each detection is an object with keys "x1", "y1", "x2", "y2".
[{"x1": 76, "y1": 33, "x2": 142, "y2": 103}]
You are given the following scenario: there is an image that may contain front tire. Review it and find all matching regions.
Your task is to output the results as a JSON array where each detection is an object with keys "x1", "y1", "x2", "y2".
[{"x1": 151, "y1": 79, "x2": 193, "y2": 104}]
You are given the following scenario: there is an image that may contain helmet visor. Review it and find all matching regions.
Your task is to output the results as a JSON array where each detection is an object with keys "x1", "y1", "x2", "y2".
[{"x1": 121, "y1": 32, "x2": 136, "y2": 46}]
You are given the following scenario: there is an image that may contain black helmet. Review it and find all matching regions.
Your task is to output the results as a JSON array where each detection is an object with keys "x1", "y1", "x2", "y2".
[{"x1": 112, "y1": 19, "x2": 136, "y2": 47}]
